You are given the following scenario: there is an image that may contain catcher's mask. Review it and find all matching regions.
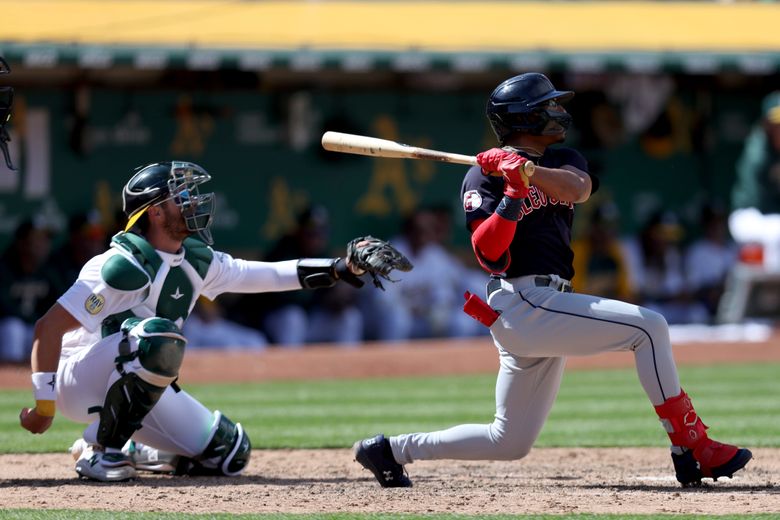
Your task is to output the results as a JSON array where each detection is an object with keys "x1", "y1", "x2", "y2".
[
  {"x1": 0, "y1": 56, "x2": 16, "y2": 170},
  {"x1": 486, "y1": 72, "x2": 574, "y2": 144},
  {"x1": 123, "y1": 161, "x2": 216, "y2": 245}
]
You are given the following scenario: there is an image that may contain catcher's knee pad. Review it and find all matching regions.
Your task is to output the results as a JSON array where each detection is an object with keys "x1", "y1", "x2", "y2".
[
  {"x1": 177, "y1": 411, "x2": 251, "y2": 476},
  {"x1": 121, "y1": 317, "x2": 187, "y2": 384},
  {"x1": 95, "y1": 318, "x2": 188, "y2": 449}
]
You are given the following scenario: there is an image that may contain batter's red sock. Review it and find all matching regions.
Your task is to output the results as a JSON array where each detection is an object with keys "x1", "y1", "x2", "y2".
[{"x1": 654, "y1": 389, "x2": 739, "y2": 477}]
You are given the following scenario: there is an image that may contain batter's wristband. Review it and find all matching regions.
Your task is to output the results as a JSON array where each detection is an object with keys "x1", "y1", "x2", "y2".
[
  {"x1": 31, "y1": 371, "x2": 57, "y2": 401},
  {"x1": 495, "y1": 195, "x2": 523, "y2": 221}
]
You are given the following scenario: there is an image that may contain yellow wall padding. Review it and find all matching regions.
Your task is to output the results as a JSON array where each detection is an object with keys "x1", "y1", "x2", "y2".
[{"x1": 2, "y1": 1, "x2": 779, "y2": 52}]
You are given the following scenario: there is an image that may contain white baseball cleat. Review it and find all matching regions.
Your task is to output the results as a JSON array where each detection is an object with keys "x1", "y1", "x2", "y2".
[
  {"x1": 71, "y1": 437, "x2": 179, "y2": 474},
  {"x1": 74, "y1": 442, "x2": 137, "y2": 482},
  {"x1": 69, "y1": 438, "x2": 89, "y2": 461},
  {"x1": 125, "y1": 440, "x2": 180, "y2": 473}
]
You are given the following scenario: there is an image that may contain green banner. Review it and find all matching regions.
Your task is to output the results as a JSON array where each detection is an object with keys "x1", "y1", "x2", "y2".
[{"x1": 0, "y1": 86, "x2": 756, "y2": 254}]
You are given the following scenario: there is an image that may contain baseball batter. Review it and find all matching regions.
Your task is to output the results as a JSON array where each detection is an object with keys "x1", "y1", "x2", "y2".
[
  {"x1": 354, "y1": 72, "x2": 752, "y2": 488},
  {"x1": 19, "y1": 161, "x2": 411, "y2": 482}
]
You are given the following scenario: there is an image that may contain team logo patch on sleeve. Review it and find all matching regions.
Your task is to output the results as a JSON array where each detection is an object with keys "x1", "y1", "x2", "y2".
[
  {"x1": 85, "y1": 293, "x2": 105, "y2": 315},
  {"x1": 463, "y1": 190, "x2": 483, "y2": 212}
]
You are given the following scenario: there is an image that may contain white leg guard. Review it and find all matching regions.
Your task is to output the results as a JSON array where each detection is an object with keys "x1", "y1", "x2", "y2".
[
  {"x1": 174, "y1": 411, "x2": 251, "y2": 476},
  {"x1": 131, "y1": 387, "x2": 217, "y2": 457},
  {"x1": 132, "y1": 395, "x2": 251, "y2": 477}
]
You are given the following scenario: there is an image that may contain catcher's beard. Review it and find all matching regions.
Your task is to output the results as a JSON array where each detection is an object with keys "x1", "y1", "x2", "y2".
[{"x1": 160, "y1": 202, "x2": 191, "y2": 242}]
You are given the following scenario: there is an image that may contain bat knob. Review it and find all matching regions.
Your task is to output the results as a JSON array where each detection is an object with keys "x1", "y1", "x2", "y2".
[{"x1": 523, "y1": 160, "x2": 536, "y2": 177}]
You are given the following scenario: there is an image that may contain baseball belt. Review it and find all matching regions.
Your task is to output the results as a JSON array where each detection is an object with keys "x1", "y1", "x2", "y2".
[{"x1": 487, "y1": 275, "x2": 573, "y2": 296}]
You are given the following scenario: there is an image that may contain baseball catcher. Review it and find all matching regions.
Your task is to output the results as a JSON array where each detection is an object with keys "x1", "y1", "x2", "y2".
[
  {"x1": 353, "y1": 72, "x2": 751, "y2": 489},
  {"x1": 19, "y1": 160, "x2": 412, "y2": 482}
]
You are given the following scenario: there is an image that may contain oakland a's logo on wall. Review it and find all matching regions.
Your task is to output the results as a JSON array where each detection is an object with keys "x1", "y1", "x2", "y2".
[{"x1": 85, "y1": 293, "x2": 105, "y2": 315}]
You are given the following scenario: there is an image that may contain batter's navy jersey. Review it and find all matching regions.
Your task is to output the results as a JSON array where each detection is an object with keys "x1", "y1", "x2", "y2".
[{"x1": 461, "y1": 146, "x2": 597, "y2": 280}]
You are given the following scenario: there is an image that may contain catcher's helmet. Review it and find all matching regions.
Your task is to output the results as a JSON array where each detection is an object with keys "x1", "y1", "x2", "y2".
[
  {"x1": 486, "y1": 72, "x2": 574, "y2": 144},
  {"x1": 123, "y1": 161, "x2": 215, "y2": 244}
]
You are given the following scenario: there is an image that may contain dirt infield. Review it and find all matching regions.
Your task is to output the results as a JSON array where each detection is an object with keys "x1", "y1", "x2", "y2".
[
  {"x1": 2, "y1": 447, "x2": 779, "y2": 515},
  {"x1": 2, "y1": 333, "x2": 780, "y2": 514}
]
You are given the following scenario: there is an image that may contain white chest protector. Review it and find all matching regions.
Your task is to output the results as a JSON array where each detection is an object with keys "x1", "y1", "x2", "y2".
[
  {"x1": 58, "y1": 231, "x2": 302, "y2": 359},
  {"x1": 98, "y1": 232, "x2": 214, "y2": 336}
]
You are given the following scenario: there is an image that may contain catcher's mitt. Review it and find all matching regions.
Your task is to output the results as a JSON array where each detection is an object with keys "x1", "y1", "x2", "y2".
[{"x1": 346, "y1": 235, "x2": 413, "y2": 290}]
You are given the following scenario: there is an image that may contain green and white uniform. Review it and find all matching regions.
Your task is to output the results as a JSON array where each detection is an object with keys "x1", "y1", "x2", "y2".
[{"x1": 56, "y1": 231, "x2": 301, "y2": 459}]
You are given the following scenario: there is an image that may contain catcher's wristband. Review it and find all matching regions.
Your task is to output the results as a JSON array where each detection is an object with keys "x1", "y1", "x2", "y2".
[
  {"x1": 335, "y1": 258, "x2": 365, "y2": 288},
  {"x1": 35, "y1": 400, "x2": 56, "y2": 417},
  {"x1": 296, "y1": 258, "x2": 365, "y2": 289},
  {"x1": 32, "y1": 371, "x2": 57, "y2": 417},
  {"x1": 32, "y1": 371, "x2": 56, "y2": 399}
]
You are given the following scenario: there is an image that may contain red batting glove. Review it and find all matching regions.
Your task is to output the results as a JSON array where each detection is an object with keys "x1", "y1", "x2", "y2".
[
  {"x1": 476, "y1": 148, "x2": 530, "y2": 199},
  {"x1": 476, "y1": 148, "x2": 509, "y2": 174},
  {"x1": 498, "y1": 154, "x2": 530, "y2": 199}
]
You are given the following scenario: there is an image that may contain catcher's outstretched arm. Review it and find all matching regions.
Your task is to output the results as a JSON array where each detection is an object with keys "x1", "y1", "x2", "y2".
[{"x1": 295, "y1": 236, "x2": 413, "y2": 291}]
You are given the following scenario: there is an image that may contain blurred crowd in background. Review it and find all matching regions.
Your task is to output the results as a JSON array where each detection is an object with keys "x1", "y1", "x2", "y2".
[
  {"x1": 1, "y1": 83, "x2": 779, "y2": 361},
  {"x1": 2, "y1": 80, "x2": 780, "y2": 364}
]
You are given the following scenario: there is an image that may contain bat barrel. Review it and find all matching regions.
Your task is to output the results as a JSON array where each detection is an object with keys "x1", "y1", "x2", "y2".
[
  {"x1": 322, "y1": 131, "x2": 477, "y2": 166},
  {"x1": 321, "y1": 131, "x2": 533, "y2": 174}
]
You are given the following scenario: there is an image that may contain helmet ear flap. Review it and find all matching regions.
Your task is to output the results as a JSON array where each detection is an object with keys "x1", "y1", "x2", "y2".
[{"x1": 486, "y1": 111, "x2": 513, "y2": 144}]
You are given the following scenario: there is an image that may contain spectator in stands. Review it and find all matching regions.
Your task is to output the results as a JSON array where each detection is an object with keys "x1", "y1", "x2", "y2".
[
  {"x1": 729, "y1": 91, "x2": 780, "y2": 271},
  {"x1": 182, "y1": 297, "x2": 268, "y2": 349},
  {"x1": 0, "y1": 217, "x2": 60, "y2": 362},
  {"x1": 571, "y1": 201, "x2": 635, "y2": 301},
  {"x1": 623, "y1": 209, "x2": 708, "y2": 325},
  {"x1": 361, "y1": 207, "x2": 486, "y2": 341},
  {"x1": 230, "y1": 204, "x2": 363, "y2": 347},
  {"x1": 684, "y1": 202, "x2": 739, "y2": 321},
  {"x1": 48, "y1": 212, "x2": 107, "y2": 294}
]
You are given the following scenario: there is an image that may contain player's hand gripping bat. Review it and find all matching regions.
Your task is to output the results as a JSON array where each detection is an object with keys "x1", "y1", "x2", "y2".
[{"x1": 321, "y1": 131, "x2": 535, "y2": 177}]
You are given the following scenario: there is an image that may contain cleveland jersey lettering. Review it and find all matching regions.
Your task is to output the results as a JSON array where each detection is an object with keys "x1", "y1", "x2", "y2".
[{"x1": 461, "y1": 146, "x2": 593, "y2": 280}]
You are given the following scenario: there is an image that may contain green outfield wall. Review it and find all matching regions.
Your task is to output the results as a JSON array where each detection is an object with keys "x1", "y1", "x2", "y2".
[{"x1": 0, "y1": 78, "x2": 770, "y2": 254}]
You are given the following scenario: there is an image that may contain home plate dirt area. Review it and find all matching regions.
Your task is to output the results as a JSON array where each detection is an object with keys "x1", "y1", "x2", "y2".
[{"x1": 2, "y1": 336, "x2": 780, "y2": 514}]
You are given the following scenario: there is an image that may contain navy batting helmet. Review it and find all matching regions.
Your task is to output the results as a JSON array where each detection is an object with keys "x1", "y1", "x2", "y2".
[
  {"x1": 486, "y1": 73, "x2": 574, "y2": 144},
  {"x1": 123, "y1": 161, "x2": 215, "y2": 244}
]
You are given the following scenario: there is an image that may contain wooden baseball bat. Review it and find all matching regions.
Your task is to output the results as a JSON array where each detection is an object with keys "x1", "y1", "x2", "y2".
[{"x1": 321, "y1": 131, "x2": 535, "y2": 176}]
